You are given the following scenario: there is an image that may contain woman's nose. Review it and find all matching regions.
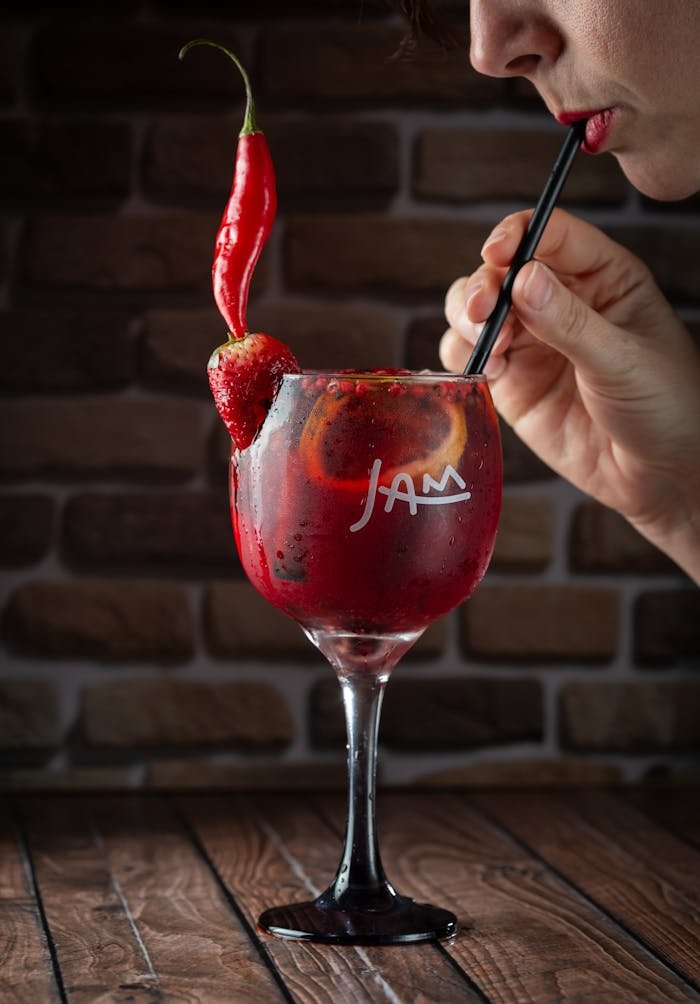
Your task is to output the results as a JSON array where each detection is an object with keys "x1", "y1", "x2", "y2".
[{"x1": 469, "y1": 0, "x2": 561, "y2": 78}]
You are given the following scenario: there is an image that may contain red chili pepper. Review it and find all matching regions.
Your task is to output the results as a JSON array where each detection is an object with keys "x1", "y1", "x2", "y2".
[{"x1": 179, "y1": 39, "x2": 276, "y2": 340}]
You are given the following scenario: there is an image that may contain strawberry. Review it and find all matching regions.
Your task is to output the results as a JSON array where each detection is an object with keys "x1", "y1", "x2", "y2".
[{"x1": 208, "y1": 331, "x2": 301, "y2": 450}]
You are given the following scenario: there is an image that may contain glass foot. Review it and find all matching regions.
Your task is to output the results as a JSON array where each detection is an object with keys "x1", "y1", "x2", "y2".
[{"x1": 258, "y1": 891, "x2": 458, "y2": 945}]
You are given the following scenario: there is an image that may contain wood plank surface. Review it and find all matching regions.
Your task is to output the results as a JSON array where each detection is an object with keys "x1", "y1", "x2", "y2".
[
  {"x1": 21, "y1": 796, "x2": 285, "y2": 1003},
  {"x1": 316, "y1": 791, "x2": 698, "y2": 1004},
  {"x1": 474, "y1": 790, "x2": 700, "y2": 991},
  {"x1": 180, "y1": 792, "x2": 483, "y2": 1004},
  {"x1": 92, "y1": 796, "x2": 288, "y2": 1002},
  {"x1": 21, "y1": 796, "x2": 152, "y2": 1003},
  {"x1": 0, "y1": 806, "x2": 61, "y2": 1003},
  {"x1": 626, "y1": 790, "x2": 700, "y2": 849},
  {"x1": 10, "y1": 790, "x2": 700, "y2": 1004}
]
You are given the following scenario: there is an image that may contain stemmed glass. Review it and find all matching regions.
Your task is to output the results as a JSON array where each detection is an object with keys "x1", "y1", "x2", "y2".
[{"x1": 230, "y1": 370, "x2": 502, "y2": 944}]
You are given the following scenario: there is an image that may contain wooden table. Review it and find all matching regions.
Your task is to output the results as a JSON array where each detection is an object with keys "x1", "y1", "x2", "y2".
[{"x1": 2, "y1": 790, "x2": 699, "y2": 1003}]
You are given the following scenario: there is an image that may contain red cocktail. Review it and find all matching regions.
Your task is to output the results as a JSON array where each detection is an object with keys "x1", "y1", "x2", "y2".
[
  {"x1": 233, "y1": 372, "x2": 501, "y2": 643},
  {"x1": 230, "y1": 370, "x2": 502, "y2": 943}
]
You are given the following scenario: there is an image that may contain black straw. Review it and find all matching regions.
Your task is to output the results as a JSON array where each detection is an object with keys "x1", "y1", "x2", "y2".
[{"x1": 464, "y1": 120, "x2": 586, "y2": 375}]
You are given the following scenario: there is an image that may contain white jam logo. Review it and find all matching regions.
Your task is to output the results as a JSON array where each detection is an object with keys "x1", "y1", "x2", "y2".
[{"x1": 350, "y1": 459, "x2": 471, "y2": 533}]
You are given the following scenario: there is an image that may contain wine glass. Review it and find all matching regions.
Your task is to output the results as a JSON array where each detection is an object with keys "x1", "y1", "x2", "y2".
[{"x1": 230, "y1": 370, "x2": 502, "y2": 944}]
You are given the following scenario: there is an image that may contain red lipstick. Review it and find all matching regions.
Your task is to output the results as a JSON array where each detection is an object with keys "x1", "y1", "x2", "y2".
[{"x1": 557, "y1": 109, "x2": 615, "y2": 153}]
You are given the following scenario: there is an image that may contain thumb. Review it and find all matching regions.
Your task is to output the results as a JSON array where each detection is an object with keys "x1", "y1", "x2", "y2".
[{"x1": 512, "y1": 260, "x2": 621, "y2": 377}]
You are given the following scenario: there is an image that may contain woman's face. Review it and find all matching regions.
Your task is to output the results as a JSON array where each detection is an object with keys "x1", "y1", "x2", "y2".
[{"x1": 469, "y1": 0, "x2": 700, "y2": 200}]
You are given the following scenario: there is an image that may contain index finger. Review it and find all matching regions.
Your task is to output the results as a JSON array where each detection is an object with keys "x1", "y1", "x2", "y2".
[{"x1": 483, "y1": 207, "x2": 644, "y2": 281}]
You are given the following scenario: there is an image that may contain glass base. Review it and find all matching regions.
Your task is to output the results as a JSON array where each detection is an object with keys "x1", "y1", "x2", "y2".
[{"x1": 258, "y1": 890, "x2": 458, "y2": 945}]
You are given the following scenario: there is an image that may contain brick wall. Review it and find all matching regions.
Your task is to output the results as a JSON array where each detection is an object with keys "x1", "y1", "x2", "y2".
[{"x1": 1, "y1": 2, "x2": 698, "y2": 792}]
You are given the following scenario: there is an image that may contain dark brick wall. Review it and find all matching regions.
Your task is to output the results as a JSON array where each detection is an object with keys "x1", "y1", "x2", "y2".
[{"x1": 0, "y1": 2, "x2": 698, "y2": 791}]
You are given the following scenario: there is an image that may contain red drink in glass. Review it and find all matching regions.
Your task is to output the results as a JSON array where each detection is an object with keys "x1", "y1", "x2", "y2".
[
  {"x1": 232, "y1": 371, "x2": 502, "y2": 641},
  {"x1": 229, "y1": 369, "x2": 502, "y2": 944}
]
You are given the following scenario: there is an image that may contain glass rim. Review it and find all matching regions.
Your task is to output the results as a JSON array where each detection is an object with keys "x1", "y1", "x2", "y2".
[{"x1": 281, "y1": 369, "x2": 488, "y2": 384}]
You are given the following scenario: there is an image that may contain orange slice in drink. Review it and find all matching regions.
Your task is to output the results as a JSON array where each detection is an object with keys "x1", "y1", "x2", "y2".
[{"x1": 301, "y1": 381, "x2": 468, "y2": 493}]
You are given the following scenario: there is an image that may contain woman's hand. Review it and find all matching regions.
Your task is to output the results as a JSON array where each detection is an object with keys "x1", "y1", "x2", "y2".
[{"x1": 440, "y1": 208, "x2": 700, "y2": 581}]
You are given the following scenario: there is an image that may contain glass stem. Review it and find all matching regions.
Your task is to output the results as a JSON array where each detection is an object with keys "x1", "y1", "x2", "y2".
[{"x1": 328, "y1": 671, "x2": 395, "y2": 912}]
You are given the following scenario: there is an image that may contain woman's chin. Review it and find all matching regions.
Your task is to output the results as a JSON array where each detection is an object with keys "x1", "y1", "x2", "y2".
[{"x1": 618, "y1": 153, "x2": 700, "y2": 202}]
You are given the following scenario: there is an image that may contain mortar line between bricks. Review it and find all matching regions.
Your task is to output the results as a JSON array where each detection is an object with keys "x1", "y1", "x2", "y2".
[
  {"x1": 549, "y1": 478, "x2": 582, "y2": 580},
  {"x1": 616, "y1": 579, "x2": 639, "y2": 676},
  {"x1": 540, "y1": 674, "x2": 562, "y2": 757},
  {"x1": 260, "y1": 216, "x2": 286, "y2": 299}
]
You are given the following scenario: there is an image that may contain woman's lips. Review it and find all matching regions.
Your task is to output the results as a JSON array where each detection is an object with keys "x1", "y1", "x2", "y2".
[{"x1": 557, "y1": 108, "x2": 615, "y2": 153}]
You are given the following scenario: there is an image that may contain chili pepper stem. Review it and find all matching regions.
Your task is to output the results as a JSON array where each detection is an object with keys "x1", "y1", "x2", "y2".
[{"x1": 178, "y1": 38, "x2": 259, "y2": 136}]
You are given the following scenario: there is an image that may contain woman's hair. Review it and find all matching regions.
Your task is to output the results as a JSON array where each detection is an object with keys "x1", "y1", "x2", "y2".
[
  {"x1": 391, "y1": 0, "x2": 437, "y2": 36},
  {"x1": 388, "y1": 0, "x2": 456, "y2": 51}
]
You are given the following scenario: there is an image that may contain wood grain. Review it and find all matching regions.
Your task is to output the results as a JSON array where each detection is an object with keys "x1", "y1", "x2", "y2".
[
  {"x1": 21, "y1": 795, "x2": 169, "y2": 1003},
  {"x1": 92, "y1": 796, "x2": 287, "y2": 1002},
  {"x1": 180, "y1": 792, "x2": 483, "y2": 1004},
  {"x1": 11, "y1": 790, "x2": 700, "y2": 1004},
  {"x1": 0, "y1": 805, "x2": 61, "y2": 1003},
  {"x1": 22, "y1": 796, "x2": 284, "y2": 1003},
  {"x1": 317, "y1": 790, "x2": 698, "y2": 1004},
  {"x1": 475, "y1": 790, "x2": 700, "y2": 990}
]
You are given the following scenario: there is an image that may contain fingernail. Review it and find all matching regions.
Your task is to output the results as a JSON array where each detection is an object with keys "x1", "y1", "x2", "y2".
[
  {"x1": 481, "y1": 228, "x2": 507, "y2": 257},
  {"x1": 523, "y1": 261, "x2": 553, "y2": 310}
]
